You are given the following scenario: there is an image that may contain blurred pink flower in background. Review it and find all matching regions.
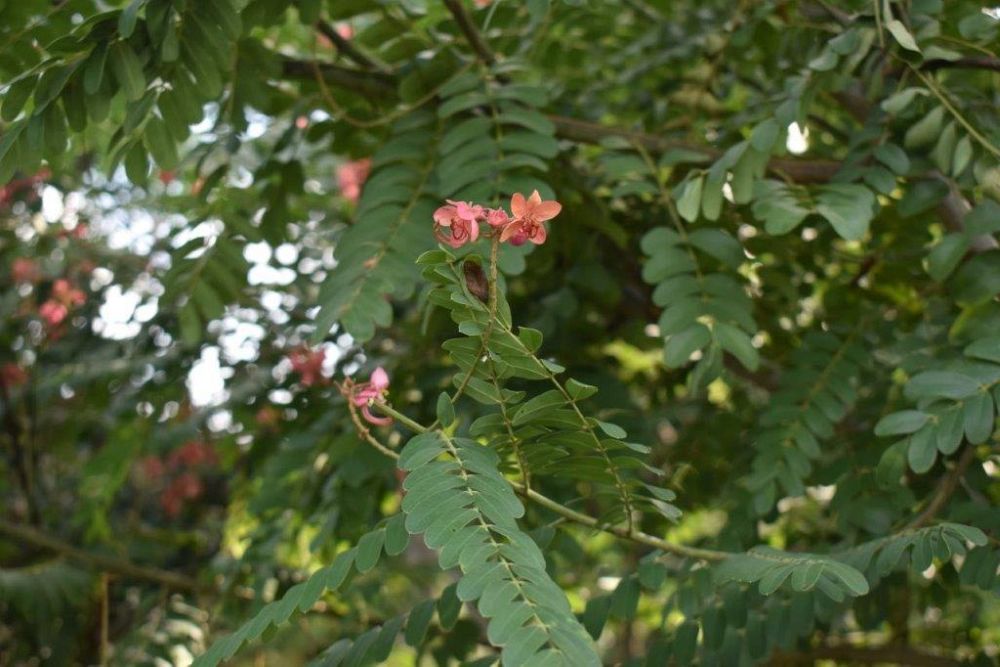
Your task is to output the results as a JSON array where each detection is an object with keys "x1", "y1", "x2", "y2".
[{"x1": 337, "y1": 158, "x2": 372, "y2": 204}]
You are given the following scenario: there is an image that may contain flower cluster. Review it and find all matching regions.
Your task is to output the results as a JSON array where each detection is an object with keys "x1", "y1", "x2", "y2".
[
  {"x1": 288, "y1": 345, "x2": 327, "y2": 387},
  {"x1": 138, "y1": 440, "x2": 219, "y2": 518},
  {"x1": 433, "y1": 190, "x2": 561, "y2": 249},
  {"x1": 39, "y1": 279, "x2": 86, "y2": 327},
  {"x1": 348, "y1": 367, "x2": 392, "y2": 426}
]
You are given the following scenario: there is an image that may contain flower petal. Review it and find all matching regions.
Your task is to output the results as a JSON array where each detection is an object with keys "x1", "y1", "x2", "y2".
[
  {"x1": 533, "y1": 200, "x2": 562, "y2": 221},
  {"x1": 499, "y1": 221, "x2": 522, "y2": 242},
  {"x1": 362, "y1": 405, "x2": 393, "y2": 426},
  {"x1": 371, "y1": 367, "x2": 389, "y2": 390},
  {"x1": 433, "y1": 205, "x2": 456, "y2": 226},
  {"x1": 530, "y1": 223, "x2": 547, "y2": 244},
  {"x1": 510, "y1": 192, "x2": 527, "y2": 218}
]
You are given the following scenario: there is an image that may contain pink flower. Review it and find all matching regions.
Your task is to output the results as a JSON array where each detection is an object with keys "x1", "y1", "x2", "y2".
[
  {"x1": 39, "y1": 300, "x2": 68, "y2": 326},
  {"x1": 433, "y1": 200, "x2": 483, "y2": 248},
  {"x1": 337, "y1": 158, "x2": 372, "y2": 204},
  {"x1": 289, "y1": 346, "x2": 327, "y2": 387},
  {"x1": 500, "y1": 190, "x2": 562, "y2": 245},
  {"x1": 474, "y1": 0, "x2": 492, "y2": 7},
  {"x1": 336, "y1": 23, "x2": 354, "y2": 40},
  {"x1": 486, "y1": 208, "x2": 510, "y2": 228},
  {"x1": 352, "y1": 367, "x2": 392, "y2": 426}
]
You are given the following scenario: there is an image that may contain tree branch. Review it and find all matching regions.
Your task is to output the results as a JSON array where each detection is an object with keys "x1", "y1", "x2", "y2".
[
  {"x1": 368, "y1": 402, "x2": 730, "y2": 561},
  {"x1": 922, "y1": 56, "x2": 1000, "y2": 73},
  {"x1": 281, "y1": 57, "x2": 395, "y2": 99},
  {"x1": 774, "y1": 644, "x2": 962, "y2": 666},
  {"x1": 315, "y1": 21, "x2": 390, "y2": 73},
  {"x1": 548, "y1": 115, "x2": 842, "y2": 183},
  {"x1": 442, "y1": 0, "x2": 496, "y2": 65},
  {"x1": 905, "y1": 446, "x2": 978, "y2": 530},
  {"x1": 0, "y1": 518, "x2": 206, "y2": 592}
]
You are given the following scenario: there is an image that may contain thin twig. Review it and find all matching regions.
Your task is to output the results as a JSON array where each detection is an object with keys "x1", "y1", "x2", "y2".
[
  {"x1": 316, "y1": 21, "x2": 390, "y2": 73},
  {"x1": 369, "y1": 402, "x2": 728, "y2": 561},
  {"x1": 905, "y1": 446, "x2": 977, "y2": 530}
]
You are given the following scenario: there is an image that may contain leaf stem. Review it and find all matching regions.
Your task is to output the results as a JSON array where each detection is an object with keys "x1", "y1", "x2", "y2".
[{"x1": 368, "y1": 402, "x2": 726, "y2": 560}]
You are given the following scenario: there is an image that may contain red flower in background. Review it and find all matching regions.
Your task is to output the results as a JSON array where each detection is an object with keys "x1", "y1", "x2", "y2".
[
  {"x1": 255, "y1": 405, "x2": 281, "y2": 428},
  {"x1": 11, "y1": 258, "x2": 39, "y2": 284},
  {"x1": 140, "y1": 455, "x2": 166, "y2": 481},
  {"x1": 52, "y1": 279, "x2": 86, "y2": 306},
  {"x1": 168, "y1": 440, "x2": 218, "y2": 468},
  {"x1": 160, "y1": 472, "x2": 204, "y2": 517},
  {"x1": 289, "y1": 345, "x2": 327, "y2": 387},
  {"x1": 39, "y1": 300, "x2": 68, "y2": 326},
  {"x1": 337, "y1": 158, "x2": 371, "y2": 204},
  {"x1": 1, "y1": 364, "x2": 28, "y2": 388},
  {"x1": 38, "y1": 279, "x2": 86, "y2": 327}
]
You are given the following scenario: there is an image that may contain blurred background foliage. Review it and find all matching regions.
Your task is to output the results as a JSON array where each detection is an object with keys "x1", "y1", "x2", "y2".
[{"x1": 1, "y1": 0, "x2": 1000, "y2": 664}]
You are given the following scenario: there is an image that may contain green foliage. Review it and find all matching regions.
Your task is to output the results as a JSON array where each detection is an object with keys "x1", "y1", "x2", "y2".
[
  {"x1": 399, "y1": 430, "x2": 600, "y2": 666},
  {"x1": 3, "y1": 0, "x2": 1000, "y2": 665}
]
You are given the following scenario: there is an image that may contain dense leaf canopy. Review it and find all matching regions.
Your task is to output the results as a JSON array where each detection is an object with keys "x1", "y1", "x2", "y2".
[{"x1": 2, "y1": 0, "x2": 1000, "y2": 665}]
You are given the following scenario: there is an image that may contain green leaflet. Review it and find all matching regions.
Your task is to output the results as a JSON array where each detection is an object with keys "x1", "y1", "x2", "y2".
[{"x1": 641, "y1": 223, "x2": 757, "y2": 382}]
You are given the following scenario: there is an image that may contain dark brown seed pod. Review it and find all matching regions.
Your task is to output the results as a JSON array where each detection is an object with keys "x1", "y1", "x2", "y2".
[{"x1": 463, "y1": 261, "x2": 489, "y2": 304}]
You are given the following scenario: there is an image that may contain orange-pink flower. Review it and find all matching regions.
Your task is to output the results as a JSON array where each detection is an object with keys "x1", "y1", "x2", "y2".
[
  {"x1": 337, "y1": 158, "x2": 372, "y2": 204},
  {"x1": 52, "y1": 279, "x2": 86, "y2": 307},
  {"x1": 499, "y1": 190, "x2": 561, "y2": 245},
  {"x1": 433, "y1": 200, "x2": 483, "y2": 248}
]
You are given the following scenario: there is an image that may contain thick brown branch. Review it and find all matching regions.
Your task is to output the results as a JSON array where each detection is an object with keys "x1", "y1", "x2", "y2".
[
  {"x1": 316, "y1": 21, "x2": 389, "y2": 73},
  {"x1": 548, "y1": 115, "x2": 842, "y2": 183},
  {"x1": 922, "y1": 56, "x2": 1000, "y2": 73},
  {"x1": 281, "y1": 57, "x2": 395, "y2": 99},
  {"x1": 442, "y1": 0, "x2": 496, "y2": 65},
  {"x1": 0, "y1": 518, "x2": 205, "y2": 592},
  {"x1": 774, "y1": 644, "x2": 962, "y2": 666}
]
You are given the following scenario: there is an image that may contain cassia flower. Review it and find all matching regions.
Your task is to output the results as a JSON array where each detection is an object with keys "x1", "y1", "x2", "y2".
[
  {"x1": 500, "y1": 190, "x2": 562, "y2": 245},
  {"x1": 433, "y1": 200, "x2": 482, "y2": 248},
  {"x1": 351, "y1": 367, "x2": 392, "y2": 426},
  {"x1": 486, "y1": 208, "x2": 510, "y2": 228}
]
